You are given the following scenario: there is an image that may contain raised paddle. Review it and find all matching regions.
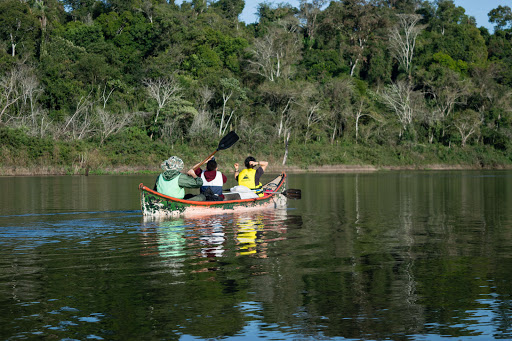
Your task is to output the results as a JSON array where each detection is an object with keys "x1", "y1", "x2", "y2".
[{"x1": 193, "y1": 131, "x2": 239, "y2": 170}]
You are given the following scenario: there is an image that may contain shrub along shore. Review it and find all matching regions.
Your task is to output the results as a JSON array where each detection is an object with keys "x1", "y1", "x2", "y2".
[{"x1": 1, "y1": 128, "x2": 511, "y2": 176}]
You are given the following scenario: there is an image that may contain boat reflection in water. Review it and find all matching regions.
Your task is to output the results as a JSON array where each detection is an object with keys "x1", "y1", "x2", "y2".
[{"x1": 139, "y1": 207, "x2": 292, "y2": 271}]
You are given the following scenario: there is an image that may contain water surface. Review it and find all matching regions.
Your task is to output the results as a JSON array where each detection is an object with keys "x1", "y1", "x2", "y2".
[{"x1": 1, "y1": 171, "x2": 511, "y2": 340}]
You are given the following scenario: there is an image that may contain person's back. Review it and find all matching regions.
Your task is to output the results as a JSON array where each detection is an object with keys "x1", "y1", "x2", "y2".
[
  {"x1": 197, "y1": 159, "x2": 227, "y2": 197},
  {"x1": 157, "y1": 169, "x2": 185, "y2": 198},
  {"x1": 155, "y1": 156, "x2": 203, "y2": 199},
  {"x1": 234, "y1": 157, "x2": 268, "y2": 197}
]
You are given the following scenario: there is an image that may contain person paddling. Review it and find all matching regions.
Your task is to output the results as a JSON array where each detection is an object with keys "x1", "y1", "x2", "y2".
[
  {"x1": 234, "y1": 157, "x2": 268, "y2": 197},
  {"x1": 194, "y1": 157, "x2": 227, "y2": 200}
]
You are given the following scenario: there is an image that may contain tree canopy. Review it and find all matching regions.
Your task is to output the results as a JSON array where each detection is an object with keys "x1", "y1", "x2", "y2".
[{"x1": 0, "y1": 0, "x2": 511, "y2": 168}]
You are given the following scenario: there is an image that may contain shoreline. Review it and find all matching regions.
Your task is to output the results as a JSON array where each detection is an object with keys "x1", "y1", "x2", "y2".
[{"x1": 2, "y1": 163, "x2": 512, "y2": 176}]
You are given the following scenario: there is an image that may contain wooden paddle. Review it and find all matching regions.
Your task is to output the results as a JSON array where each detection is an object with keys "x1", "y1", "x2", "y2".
[{"x1": 193, "y1": 131, "x2": 240, "y2": 170}]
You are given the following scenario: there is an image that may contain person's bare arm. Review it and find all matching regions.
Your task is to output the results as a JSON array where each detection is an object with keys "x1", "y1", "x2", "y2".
[
  {"x1": 234, "y1": 163, "x2": 239, "y2": 180},
  {"x1": 250, "y1": 160, "x2": 268, "y2": 172},
  {"x1": 187, "y1": 169, "x2": 198, "y2": 178}
]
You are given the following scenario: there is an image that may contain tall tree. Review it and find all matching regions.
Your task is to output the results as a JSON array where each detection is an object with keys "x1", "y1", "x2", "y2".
[
  {"x1": 322, "y1": 0, "x2": 385, "y2": 77},
  {"x1": 380, "y1": 79, "x2": 424, "y2": 136},
  {"x1": 324, "y1": 77, "x2": 353, "y2": 143},
  {"x1": 213, "y1": 0, "x2": 245, "y2": 22},
  {"x1": 299, "y1": 0, "x2": 327, "y2": 45},
  {"x1": 246, "y1": 21, "x2": 302, "y2": 81},
  {"x1": 258, "y1": 81, "x2": 301, "y2": 141},
  {"x1": 488, "y1": 5, "x2": 512, "y2": 31},
  {"x1": 217, "y1": 77, "x2": 247, "y2": 136},
  {"x1": 453, "y1": 109, "x2": 481, "y2": 147},
  {"x1": 61, "y1": 0, "x2": 106, "y2": 22},
  {"x1": 143, "y1": 76, "x2": 183, "y2": 139},
  {"x1": 388, "y1": 13, "x2": 425, "y2": 79}
]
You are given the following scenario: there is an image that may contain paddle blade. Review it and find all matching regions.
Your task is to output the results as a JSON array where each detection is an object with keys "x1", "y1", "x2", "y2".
[
  {"x1": 218, "y1": 131, "x2": 239, "y2": 150},
  {"x1": 283, "y1": 189, "x2": 301, "y2": 199}
]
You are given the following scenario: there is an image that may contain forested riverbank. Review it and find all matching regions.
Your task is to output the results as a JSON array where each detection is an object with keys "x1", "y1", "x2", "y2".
[
  {"x1": 1, "y1": 126, "x2": 510, "y2": 175},
  {"x1": 1, "y1": 0, "x2": 512, "y2": 175}
]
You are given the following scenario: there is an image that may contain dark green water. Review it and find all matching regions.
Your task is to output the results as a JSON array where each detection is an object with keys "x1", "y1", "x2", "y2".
[{"x1": 1, "y1": 171, "x2": 511, "y2": 340}]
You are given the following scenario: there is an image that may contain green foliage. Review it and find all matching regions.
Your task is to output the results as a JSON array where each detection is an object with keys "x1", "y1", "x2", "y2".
[
  {"x1": 56, "y1": 21, "x2": 104, "y2": 48},
  {"x1": 102, "y1": 126, "x2": 156, "y2": 164},
  {"x1": 0, "y1": 0, "x2": 511, "y2": 173},
  {"x1": 432, "y1": 52, "x2": 468, "y2": 74},
  {"x1": 301, "y1": 49, "x2": 347, "y2": 79},
  {"x1": 182, "y1": 28, "x2": 248, "y2": 77},
  {"x1": 0, "y1": 0, "x2": 40, "y2": 58},
  {"x1": 488, "y1": 5, "x2": 512, "y2": 31},
  {"x1": 212, "y1": 0, "x2": 245, "y2": 21},
  {"x1": 0, "y1": 127, "x2": 54, "y2": 162}
]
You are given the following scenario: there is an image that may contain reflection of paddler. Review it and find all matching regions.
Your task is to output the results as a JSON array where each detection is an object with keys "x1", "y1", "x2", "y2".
[
  {"x1": 157, "y1": 219, "x2": 187, "y2": 258},
  {"x1": 236, "y1": 217, "x2": 263, "y2": 256},
  {"x1": 199, "y1": 221, "x2": 225, "y2": 258}
]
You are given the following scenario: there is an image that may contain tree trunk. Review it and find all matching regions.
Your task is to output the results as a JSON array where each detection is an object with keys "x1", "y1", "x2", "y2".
[
  {"x1": 331, "y1": 122, "x2": 337, "y2": 144},
  {"x1": 282, "y1": 131, "x2": 290, "y2": 166}
]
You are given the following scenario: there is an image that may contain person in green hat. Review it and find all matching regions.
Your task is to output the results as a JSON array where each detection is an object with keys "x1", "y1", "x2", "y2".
[{"x1": 154, "y1": 156, "x2": 204, "y2": 200}]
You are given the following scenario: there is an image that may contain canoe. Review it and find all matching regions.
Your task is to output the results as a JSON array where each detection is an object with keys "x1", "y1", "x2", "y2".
[{"x1": 139, "y1": 172, "x2": 287, "y2": 217}]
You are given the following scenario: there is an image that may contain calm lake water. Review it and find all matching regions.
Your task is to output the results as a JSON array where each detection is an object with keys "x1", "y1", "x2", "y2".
[{"x1": 1, "y1": 171, "x2": 512, "y2": 340}]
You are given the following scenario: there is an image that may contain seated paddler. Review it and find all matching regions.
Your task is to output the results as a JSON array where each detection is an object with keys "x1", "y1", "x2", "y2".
[
  {"x1": 194, "y1": 158, "x2": 227, "y2": 200},
  {"x1": 154, "y1": 156, "x2": 204, "y2": 201},
  {"x1": 234, "y1": 156, "x2": 268, "y2": 197}
]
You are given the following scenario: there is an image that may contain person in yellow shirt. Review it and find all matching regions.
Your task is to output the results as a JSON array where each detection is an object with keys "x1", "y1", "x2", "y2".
[{"x1": 233, "y1": 156, "x2": 268, "y2": 197}]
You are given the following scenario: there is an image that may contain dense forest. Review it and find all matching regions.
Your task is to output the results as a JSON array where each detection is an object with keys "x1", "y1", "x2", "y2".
[{"x1": 1, "y1": 0, "x2": 512, "y2": 174}]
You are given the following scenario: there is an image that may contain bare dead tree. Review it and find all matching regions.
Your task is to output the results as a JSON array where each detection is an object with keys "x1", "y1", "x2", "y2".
[
  {"x1": 380, "y1": 80, "x2": 423, "y2": 135},
  {"x1": 18, "y1": 70, "x2": 43, "y2": 128},
  {"x1": 295, "y1": 83, "x2": 325, "y2": 143},
  {"x1": 98, "y1": 83, "x2": 116, "y2": 109},
  {"x1": 220, "y1": 82, "x2": 234, "y2": 136},
  {"x1": 247, "y1": 34, "x2": 282, "y2": 82},
  {"x1": 198, "y1": 85, "x2": 214, "y2": 112},
  {"x1": 143, "y1": 76, "x2": 183, "y2": 139},
  {"x1": 389, "y1": 14, "x2": 425, "y2": 78},
  {"x1": 218, "y1": 78, "x2": 246, "y2": 136},
  {"x1": 16, "y1": 107, "x2": 52, "y2": 138},
  {"x1": 189, "y1": 109, "x2": 215, "y2": 138},
  {"x1": 96, "y1": 108, "x2": 133, "y2": 144},
  {"x1": 453, "y1": 109, "x2": 482, "y2": 147},
  {"x1": 324, "y1": 78, "x2": 353, "y2": 143},
  {"x1": 424, "y1": 77, "x2": 470, "y2": 143},
  {"x1": 55, "y1": 94, "x2": 94, "y2": 140},
  {"x1": 282, "y1": 131, "x2": 291, "y2": 165},
  {"x1": 304, "y1": 102, "x2": 323, "y2": 143},
  {"x1": 277, "y1": 97, "x2": 293, "y2": 138},
  {"x1": 246, "y1": 23, "x2": 302, "y2": 81},
  {"x1": 139, "y1": 0, "x2": 154, "y2": 23},
  {"x1": 0, "y1": 65, "x2": 52, "y2": 137},
  {"x1": 0, "y1": 68, "x2": 23, "y2": 123},
  {"x1": 353, "y1": 99, "x2": 371, "y2": 144},
  {"x1": 189, "y1": 85, "x2": 216, "y2": 138}
]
